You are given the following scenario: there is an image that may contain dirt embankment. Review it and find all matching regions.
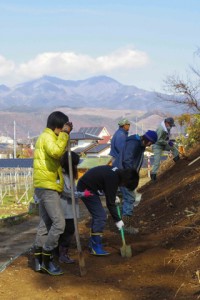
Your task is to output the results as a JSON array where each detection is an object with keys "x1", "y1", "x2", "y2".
[{"x1": 0, "y1": 145, "x2": 200, "y2": 300}]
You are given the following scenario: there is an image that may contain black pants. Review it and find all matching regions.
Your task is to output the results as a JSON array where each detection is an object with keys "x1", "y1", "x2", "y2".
[{"x1": 59, "y1": 219, "x2": 75, "y2": 248}]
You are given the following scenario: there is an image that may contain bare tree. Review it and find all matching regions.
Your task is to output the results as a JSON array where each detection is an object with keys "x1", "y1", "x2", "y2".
[{"x1": 158, "y1": 49, "x2": 200, "y2": 113}]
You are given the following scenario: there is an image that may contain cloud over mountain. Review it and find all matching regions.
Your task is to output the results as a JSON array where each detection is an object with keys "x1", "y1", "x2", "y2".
[{"x1": 0, "y1": 48, "x2": 149, "y2": 86}]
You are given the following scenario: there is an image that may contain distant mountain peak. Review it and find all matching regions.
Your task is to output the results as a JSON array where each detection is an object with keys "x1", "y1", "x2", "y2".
[
  {"x1": 0, "y1": 84, "x2": 10, "y2": 92},
  {"x1": 0, "y1": 75, "x2": 181, "y2": 114}
]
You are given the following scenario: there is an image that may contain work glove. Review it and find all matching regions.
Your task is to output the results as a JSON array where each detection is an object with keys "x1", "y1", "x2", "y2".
[
  {"x1": 83, "y1": 189, "x2": 93, "y2": 197},
  {"x1": 115, "y1": 220, "x2": 124, "y2": 230},
  {"x1": 135, "y1": 191, "x2": 142, "y2": 203},
  {"x1": 168, "y1": 140, "x2": 174, "y2": 147},
  {"x1": 115, "y1": 196, "x2": 121, "y2": 204}
]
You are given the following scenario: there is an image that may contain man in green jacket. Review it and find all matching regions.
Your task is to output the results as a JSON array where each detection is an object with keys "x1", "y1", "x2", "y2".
[
  {"x1": 33, "y1": 111, "x2": 73, "y2": 276},
  {"x1": 151, "y1": 117, "x2": 179, "y2": 181}
]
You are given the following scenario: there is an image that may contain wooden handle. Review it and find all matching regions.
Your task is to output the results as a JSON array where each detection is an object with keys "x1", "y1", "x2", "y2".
[{"x1": 67, "y1": 138, "x2": 86, "y2": 276}]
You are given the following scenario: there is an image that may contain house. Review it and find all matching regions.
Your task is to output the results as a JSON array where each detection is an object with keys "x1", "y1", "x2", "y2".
[
  {"x1": 70, "y1": 132, "x2": 101, "y2": 149},
  {"x1": 0, "y1": 136, "x2": 13, "y2": 144},
  {"x1": 86, "y1": 144, "x2": 111, "y2": 157},
  {"x1": 74, "y1": 126, "x2": 112, "y2": 157},
  {"x1": 78, "y1": 127, "x2": 111, "y2": 144}
]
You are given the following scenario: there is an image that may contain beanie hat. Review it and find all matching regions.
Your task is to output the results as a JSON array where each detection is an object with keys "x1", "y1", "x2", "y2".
[
  {"x1": 143, "y1": 130, "x2": 157, "y2": 144},
  {"x1": 165, "y1": 117, "x2": 175, "y2": 127},
  {"x1": 118, "y1": 118, "x2": 130, "y2": 126}
]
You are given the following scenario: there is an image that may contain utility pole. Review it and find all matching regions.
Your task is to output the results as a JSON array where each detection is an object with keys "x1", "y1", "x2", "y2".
[
  {"x1": 135, "y1": 116, "x2": 138, "y2": 134},
  {"x1": 13, "y1": 121, "x2": 16, "y2": 159}
]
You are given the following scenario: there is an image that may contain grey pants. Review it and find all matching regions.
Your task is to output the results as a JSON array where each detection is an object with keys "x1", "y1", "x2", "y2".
[
  {"x1": 152, "y1": 144, "x2": 179, "y2": 174},
  {"x1": 34, "y1": 189, "x2": 65, "y2": 251}
]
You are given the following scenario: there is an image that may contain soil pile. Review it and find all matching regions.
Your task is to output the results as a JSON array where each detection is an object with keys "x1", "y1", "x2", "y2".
[{"x1": 0, "y1": 145, "x2": 200, "y2": 300}]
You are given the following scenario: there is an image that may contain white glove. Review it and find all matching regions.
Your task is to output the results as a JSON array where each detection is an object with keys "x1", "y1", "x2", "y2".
[
  {"x1": 115, "y1": 196, "x2": 121, "y2": 204},
  {"x1": 115, "y1": 220, "x2": 124, "y2": 230},
  {"x1": 135, "y1": 191, "x2": 142, "y2": 202}
]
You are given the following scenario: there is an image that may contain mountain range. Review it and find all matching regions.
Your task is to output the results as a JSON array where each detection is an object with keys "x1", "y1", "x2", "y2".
[
  {"x1": 0, "y1": 75, "x2": 178, "y2": 113},
  {"x1": 0, "y1": 75, "x2": 183, "y2": 139}
]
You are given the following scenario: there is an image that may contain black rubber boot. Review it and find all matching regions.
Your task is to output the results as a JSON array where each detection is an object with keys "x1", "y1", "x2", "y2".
[
  {"x1": 41, "y1": 249, "x2": 64, "y2": 276},
  {"x1": 34, "y1": 247, "x2": 42, "y2": 272},
  {"x1": 150, "y1": 173, "x2": 157, "y2": 182},
  {"x1": 173, "y1": 155, "x2": 180, "y2": 162},
  {"x1": 59, "y1": 246, "x2": 75, "y2": 264}
]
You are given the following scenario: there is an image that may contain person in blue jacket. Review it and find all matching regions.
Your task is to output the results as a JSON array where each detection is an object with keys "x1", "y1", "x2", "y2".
[
  {"x1": 115, "y1": 130, "x2": 157, "y2": 233},
  {"x1": 109, "y1": 118, "x2": 130, "y2": 164}
]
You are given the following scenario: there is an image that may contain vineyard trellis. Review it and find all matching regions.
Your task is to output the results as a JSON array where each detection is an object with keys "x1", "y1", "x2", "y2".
[{"x1": 0, "y1": 168, "x2": 33, "y2": 205}]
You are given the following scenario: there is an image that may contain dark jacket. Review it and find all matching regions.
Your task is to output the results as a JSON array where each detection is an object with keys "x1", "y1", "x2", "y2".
[
  {"x1": 109, "y1": 127, "x2": 128, "y2": 159},
  {"x1": 114, "y1": 134, "x2": 145, "y2": 172},
  {"x1": 77, "y1": 165, "x2": 121, "y2": 222}
]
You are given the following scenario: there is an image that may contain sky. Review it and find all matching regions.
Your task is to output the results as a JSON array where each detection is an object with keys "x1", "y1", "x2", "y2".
[{"x1": 0, "y1": 0, "x2": 200, "y2": 92}]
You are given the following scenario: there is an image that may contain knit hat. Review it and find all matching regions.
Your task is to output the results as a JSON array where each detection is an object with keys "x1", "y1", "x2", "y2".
[
  {"x1": 118, "y1": 118, "x2": 130, "y2": 126},
  {"x1": 165, "y1": 117, "x2": 175, "y2": 127},
  {"x1": 143, "y1": 130, "x2": 157, "y2": 144}
]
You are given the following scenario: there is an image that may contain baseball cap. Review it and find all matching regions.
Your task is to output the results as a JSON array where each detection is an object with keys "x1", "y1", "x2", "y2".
[
  {"x1": 118, "y1": 118, "x2": 130, "y2": 126},
  {"x1": 165, "y1": 117, "x2": 175, "y2": 127}
]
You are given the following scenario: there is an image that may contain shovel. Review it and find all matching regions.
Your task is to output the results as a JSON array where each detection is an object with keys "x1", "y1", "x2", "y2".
[
  {"x1": 67, "y1": 138, "x2": 87, "y2": 276},
  {"x1": 116, "y1": 204, "x2": 132, "y2": 258}
]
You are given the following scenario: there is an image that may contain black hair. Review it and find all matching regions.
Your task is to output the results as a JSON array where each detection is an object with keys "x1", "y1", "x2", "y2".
[
  {"x1": 60, "y1": 151, "x2": 80, "y2": 179},
  {"x1": 117, "y1": 168, "x2": 139, "y2": 191},
  {"x1": 47, "y1": 111, "x2": 69, "y2": 130}
]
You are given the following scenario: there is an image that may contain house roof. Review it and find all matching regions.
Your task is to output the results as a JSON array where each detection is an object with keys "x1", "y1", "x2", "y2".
[
  {"x1": 74, "y1": 144, "x2": 95, "y2": 154},
  {"x1": 78, "y1": 127, "x2": 105, "y2": 136},
  {"x1": 0, "y1": 158, "x2": 33, "y2": 168},
  {"x1": 86, "y1": 144, "x2": 110, "y2": 153},
  {"x1": 0, "y1": 143, "x2": 13, "y2": 150},
  {"x1": 70, "y1": 132, "x2": 101, "y2": 141},
  {"x1": 78, "y1": 156, "x2": 111, "y2": 169}
]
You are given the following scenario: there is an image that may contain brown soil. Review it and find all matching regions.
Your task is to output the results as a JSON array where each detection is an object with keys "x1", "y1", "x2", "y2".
[{"x1": 0, "y1": 145, "x2": 200, "y2": 300}]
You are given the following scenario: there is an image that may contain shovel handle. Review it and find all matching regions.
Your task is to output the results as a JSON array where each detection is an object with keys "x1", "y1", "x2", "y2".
[
  {"x1": 116, "y1": 204, "x2": 126, "y2": 245},
  {"x1": 67, "y1": 138, "x2": 86, "y2": 276}
]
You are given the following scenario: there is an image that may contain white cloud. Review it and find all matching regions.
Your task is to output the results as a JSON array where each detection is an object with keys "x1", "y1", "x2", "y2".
[
  {"x1": 0, "y1": 55, "x2": 15, "y2": 76},
  {"x1": 0, "y1": 48, "x2": 149, "y2": 86}
]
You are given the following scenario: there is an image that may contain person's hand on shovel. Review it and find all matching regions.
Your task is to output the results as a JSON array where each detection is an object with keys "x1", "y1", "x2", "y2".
[
  {"x1": 115, "y1": 220, "x2": 124, "y2": 230},
  {"x1": 115, "y1": 196, "x2": 121, "y2": 204}
]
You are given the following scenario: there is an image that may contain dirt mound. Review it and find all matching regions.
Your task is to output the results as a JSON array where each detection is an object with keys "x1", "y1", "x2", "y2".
[
  {"x1": 135, "y1": 144, "x2": 200, "y2": 235},
  {"x1": 0, "y1": 144, "x2": 200, "y2": 300}
]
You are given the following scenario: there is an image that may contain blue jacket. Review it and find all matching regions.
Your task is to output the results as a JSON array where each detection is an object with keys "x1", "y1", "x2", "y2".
[
  {"x1": 114, "y1": 134, "x2": 145, "y2": 172},
  {"x1": 109, "y1": 127, "x2": 128, "y2": 159}
]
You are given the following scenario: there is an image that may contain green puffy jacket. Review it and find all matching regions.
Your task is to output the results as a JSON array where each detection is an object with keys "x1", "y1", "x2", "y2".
[{"x1": 33, "y1": 128, "x2": 69, "y2": 192}]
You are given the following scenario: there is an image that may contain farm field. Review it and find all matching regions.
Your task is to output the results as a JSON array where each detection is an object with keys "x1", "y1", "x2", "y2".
[
  {"x1": 0, "y1": 145, "x2": 200, "y2": 299},
  {"x1": 0, "y1": 168, "x2": 33, "y2": 219}
]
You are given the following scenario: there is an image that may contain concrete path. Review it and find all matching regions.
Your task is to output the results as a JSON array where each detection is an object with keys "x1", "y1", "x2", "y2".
[
  {"x1": 0, "y1": 201, "x2": 91, "y2": 272},
  {"x1": 0, "y1": 215, "x2": 39, "y2": 271}
]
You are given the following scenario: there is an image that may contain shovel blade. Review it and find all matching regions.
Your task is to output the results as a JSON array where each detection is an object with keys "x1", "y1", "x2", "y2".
[
  {"x1": 120, "y1": 244, "x2": 132, "y2": 258},
  {"x1": 78, "y1": 251, "x2": 87, "y2": 276}
]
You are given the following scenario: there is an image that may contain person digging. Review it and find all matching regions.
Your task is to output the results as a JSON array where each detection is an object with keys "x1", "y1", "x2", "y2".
[
  {"x1": 77, "y1": 165, "x2": 139, "y2": 255},
  {"x1": 151, "y1": 117, "x2": 180, "y2": 182}
]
